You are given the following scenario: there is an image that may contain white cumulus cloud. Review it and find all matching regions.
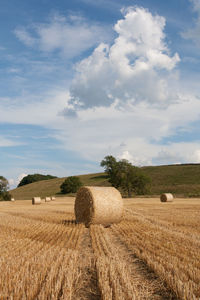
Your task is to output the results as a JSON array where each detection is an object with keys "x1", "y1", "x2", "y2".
[
  {"x1": 117, "y1": 150, "x2": 151, "y2": 166},
  {"x1": 68, "y1": 6, "x2": 180, "y2": 113}
]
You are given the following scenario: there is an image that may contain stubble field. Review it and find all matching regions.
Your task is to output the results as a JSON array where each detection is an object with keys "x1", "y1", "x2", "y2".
[{"x1": 0, "y1": 197, "x2": 199, "y2": 300}]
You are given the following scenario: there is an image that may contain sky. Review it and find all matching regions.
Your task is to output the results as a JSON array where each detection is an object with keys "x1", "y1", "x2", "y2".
[{"x1": 1, "y1": 0, "x2": 200, "y2": 188}]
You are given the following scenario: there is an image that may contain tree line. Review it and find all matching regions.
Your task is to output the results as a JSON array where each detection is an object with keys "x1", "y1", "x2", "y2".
[{"x1": 18, "y1": 174, "x2": 57, "y2": 187}]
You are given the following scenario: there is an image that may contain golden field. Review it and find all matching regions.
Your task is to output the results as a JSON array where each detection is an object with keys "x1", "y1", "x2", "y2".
[{"x1": 0, "y1": 197, "x2": 199, "y2": 300}]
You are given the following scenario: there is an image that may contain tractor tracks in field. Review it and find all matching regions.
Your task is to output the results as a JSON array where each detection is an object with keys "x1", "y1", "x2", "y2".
[
  {"x1": 73, "y1": 227, "x2": 101, "y2": 300},
  {"x1": 90, "y1": 224, "x2": 178, "y2": 300},
  {"x1": 70, "y1": 222, "x2": 178, "y2": 300},
  {"x1": 109, "y1": 226, "x2": 178, "y2": 300}
]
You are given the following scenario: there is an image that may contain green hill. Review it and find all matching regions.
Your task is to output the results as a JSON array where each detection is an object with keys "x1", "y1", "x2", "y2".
[
  {"x1": 10, "y1": 164, "x2": 200, "y2": 199},
  {"x1": 142, "y1": 163, "x2": 200, "y2": 196},
  {"x1": 11, "y1": 173, "x2": 110, "y2": 200}
]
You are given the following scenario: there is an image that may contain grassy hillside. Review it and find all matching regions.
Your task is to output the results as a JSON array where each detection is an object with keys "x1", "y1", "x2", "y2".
[
  {"x1": 11, "y1": 173, "x2": 110, "y2": 200},
  {"x1": 142, "y1": 164, "x2": 200, "y2": 196},
  {"x1": 10, "y1": 164, "x2": 200, "y2": 199}
]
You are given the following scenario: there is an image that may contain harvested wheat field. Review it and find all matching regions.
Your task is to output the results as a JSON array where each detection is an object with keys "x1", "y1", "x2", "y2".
[{"x1": 0, "y1": 197, "x2": 200, "y2": 300}]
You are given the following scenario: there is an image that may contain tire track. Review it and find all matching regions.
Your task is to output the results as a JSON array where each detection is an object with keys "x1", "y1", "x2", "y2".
[
  {"x1": 72, "y1": 227, "x2": 101, "y2": 300},
  {"x1": 90, "y1": 224, "x2": 176, "y2": 300},
  {"x1": 109, "y1": 226, "x2": 178, "y2": 300}
]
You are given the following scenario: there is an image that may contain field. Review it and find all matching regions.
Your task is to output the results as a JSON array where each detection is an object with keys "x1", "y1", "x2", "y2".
[{"x1": 0, "y1": 197, "x2": 200, "y2": 299}]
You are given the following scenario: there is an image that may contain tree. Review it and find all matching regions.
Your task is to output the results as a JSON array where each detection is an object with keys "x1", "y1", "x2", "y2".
[
  {"x1": 0, "y1": 176, "x2": 11, "y2": 201},
  {"x1": 0, "y1": 191, "x2": 11, "y2": 201},
  {"x1": 100, "y1": 156, "x2": 151, "y2": 197},
  {"x1": 116, "y1": 161, "x2": 150, "y2": 196},
  {"x1": 100, "y1": 155, "x2": 119, "y2": 186},
  {"x1": 60, "y1": 176, "x2": 82, "y2": 194},
  {"x1": 0, "y1": 176, "x2": 9, "y2": 193},
  {"x1": 18, "y1": 174, "x2": 57, "y2": 187}
]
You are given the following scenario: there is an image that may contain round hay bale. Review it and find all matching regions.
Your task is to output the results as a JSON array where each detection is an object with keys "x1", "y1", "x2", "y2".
[
  {"x1": 45, "y1": 197, "x2": 51, "y2": 202},
  {"x1": 160, "y1": 193, "x2": 174, "y2": 202},
  {"x1": 75, "y1": 186, "x2": 123, "y2": 227},
  {"x1": 32, "y1": 197, "x2": 41, "y2": 205},
  {"x1": 51, "y1": 196, "x2": 56, "y2": 201}
]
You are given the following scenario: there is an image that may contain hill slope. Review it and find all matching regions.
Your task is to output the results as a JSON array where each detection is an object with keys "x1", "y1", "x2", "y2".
[
  {"x1": 142, "y1": 164, "x2": 200, "y2": 195},
  {"x1": 11, "y1": 173, "x2": 110, "y2": 200},
  {"x1": 10, "y1": 164, "x2": 200, "y2": 199}
]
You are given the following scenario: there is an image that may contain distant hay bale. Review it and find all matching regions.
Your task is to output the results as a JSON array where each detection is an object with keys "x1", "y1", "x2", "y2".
[
  {"x1": 75, "y1": 186, "x2": 123, "y2": 227},
  {"x1": 51, "y1": 196, "x2": 56, "y2": 201},
  {"x1": 32, "y1": 197, "x2": 41, "y2": 205},
  {"x1": 45, "y1": 197, "x2": 51, "y2": 202},
  {"x1": 11, "y1": 198, "x2": 15, "y2": 202},
  {"x1": 160, "y1": 193, "x2": 174, "y2": 202}
]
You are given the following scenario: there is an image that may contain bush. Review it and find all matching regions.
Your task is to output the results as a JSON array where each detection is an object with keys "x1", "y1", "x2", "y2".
[
  {"x1": 60, "y1": 176, "x2": 82, "y2": 194},
  {"x1": 0, "y1": 191, "x2": 12, "y2": 201},
  {"x1": 0, "y1": 176, "x2": 9, "y2": 193},
  {"x1": 18, "y1": 174, "x2": 57, "y2": 187},
  {"x1": 0, "y1": 176, "x2": 11, "y2": 201}
]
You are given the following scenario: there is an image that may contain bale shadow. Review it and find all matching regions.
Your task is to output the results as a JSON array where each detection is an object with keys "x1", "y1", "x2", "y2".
[
  {"x1": 61, "y1": 219, "x2": 79, "y2": 225},
  {"x1": 61, "y1": 219, "x2": 112, "y2": 228}
]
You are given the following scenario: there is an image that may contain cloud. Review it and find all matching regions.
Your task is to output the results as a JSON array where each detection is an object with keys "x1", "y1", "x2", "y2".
[
  {"x1": 6, "y1": 68, "x2": 21, "y2": 74},
  {"x1": 14, "y1": 28, "x2": 36, "y2": 46},
  {"x1": 1, "y1": 84, "x2": 200, "y2": 169},
  {"x1": 67, "y1": 7, "x2": 180, "y2": 113},
  {"x1": 2, "y1": 5, "x2": 200, "y2": 176},
  {"x1": 117, "y1": 150, "x2": 151, "y2": 166},
  {"x1": 118, "y1": 150, "x2": 134, "y2": 162},
  {"x1": 152, "y1": 142, "x2": 200, "y2": 165},
  {"x1": 8, "y1": 178, "x2": 15, "y2": 187},
  {"x1": 49, "y1": 93, "x2": 200, "y2": 166},
  {"x1": 14, "y1": 13, "x2": 112, "y2": 59},
  {"x1": 0, "y1": 90, "x2": 70, "y2": 126},
  {"x1": 192, "y1": 149, "x2": 200, "y2": 162},
  {"x1": 0, "y1": 136, "x2": 21, "y2": 147},
  {"x1": 8, "y1": 173, "x2": 27, "y2": 189},
  {"x1": 79, "y1": 0, "x2": 121, "y2": 10},
  {"x1": 181, "y1": 0, "x2": 200, "y2": 47},
  {"x1": 153, "y1": 150, "x2": 182, "y2": 165},
  {"x1": 17, "y1": 173, "x2": 28, "y2": 184},
  {"x1": 190, "y1": 0, "x2": 200, "y2": 12}
]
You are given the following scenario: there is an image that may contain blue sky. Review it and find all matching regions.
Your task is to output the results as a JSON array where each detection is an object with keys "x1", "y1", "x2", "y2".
[{"x1": 1, "y1": 0, "x2": 200, "y2": 187}]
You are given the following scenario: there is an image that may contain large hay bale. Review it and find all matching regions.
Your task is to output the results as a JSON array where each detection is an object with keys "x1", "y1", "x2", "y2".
[
  {"x1": 75, "y1": 186, "x2": 123, "y2": 227},
  {"x1": 32, "y1": 197, "x2": 41, "y2": 205},
  {"x1": 51, "y1": 196, "x2": 56, "y2": 201},
  {"x1": 45, "y1": 197, "x2": 51, "y2": 202},
  {"x1": 160, "y1": 193, "x2": 174, "y2": 202}
]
